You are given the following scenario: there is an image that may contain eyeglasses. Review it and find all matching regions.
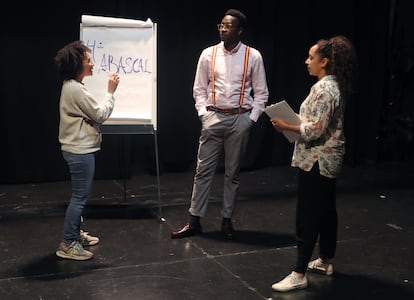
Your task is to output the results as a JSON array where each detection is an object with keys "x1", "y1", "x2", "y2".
[{"x1": 217, "y1": 23, "x2": 236, "y2": 31}]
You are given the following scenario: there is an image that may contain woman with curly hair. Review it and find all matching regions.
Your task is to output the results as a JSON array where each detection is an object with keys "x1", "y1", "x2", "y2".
[
  {"x1": 54, "y1": 40, "x2": 120, "y2": 260},
  {"x1": 270, "y1": 35, "x2": 358, "y2": 291}
]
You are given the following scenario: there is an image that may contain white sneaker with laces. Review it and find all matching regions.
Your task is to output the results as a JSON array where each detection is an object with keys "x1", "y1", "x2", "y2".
[
  {"x1": 307, "y1": 258, "x2": 334, "y2": 276},
  {"x1": 271, "y1": 271, "x2": 308, "y2": 292},
  {"x1": 80, "y1": 230, "x2": 100, "y2": 246}
]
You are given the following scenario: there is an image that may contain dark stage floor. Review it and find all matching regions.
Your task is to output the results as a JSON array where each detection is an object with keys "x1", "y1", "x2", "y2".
[{"x1": 1, "y1": 158, "x2": 414, "y2": 300}]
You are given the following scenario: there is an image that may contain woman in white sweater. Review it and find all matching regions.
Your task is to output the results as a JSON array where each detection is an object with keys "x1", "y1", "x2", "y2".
[{"x1": 54, "y1": 40, "x2": 120, "y2": 260}]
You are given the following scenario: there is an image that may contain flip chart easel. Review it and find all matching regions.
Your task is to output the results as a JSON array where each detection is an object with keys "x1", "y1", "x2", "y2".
[
  {"x1": 101, "y1": 124, "x2": 163, "y2": 223},
  {"x1": 80, "y1": 15, "x2": 164, "y2": 222}
]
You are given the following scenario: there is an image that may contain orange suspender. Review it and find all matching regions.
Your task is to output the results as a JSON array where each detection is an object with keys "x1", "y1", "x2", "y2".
[
  {"x1": 211, "y1": 45, "x2": 218, "y2": 105},
  {"x1": 239, "y1": 46, "x2": 250, "y2": 105},
  {"x1": 211, "y1": 45, "x2": 250, "y2": 106}
]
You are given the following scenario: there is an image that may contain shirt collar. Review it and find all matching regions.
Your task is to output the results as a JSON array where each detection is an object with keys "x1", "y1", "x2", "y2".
[{"x1": 219, "y1": 41, "x2": 242, "y2": 54}]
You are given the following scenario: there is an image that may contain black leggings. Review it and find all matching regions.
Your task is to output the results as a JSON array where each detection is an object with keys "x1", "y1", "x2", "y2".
[{"x1": 294, "y1": 163, "x2": 337, "y2": 274}]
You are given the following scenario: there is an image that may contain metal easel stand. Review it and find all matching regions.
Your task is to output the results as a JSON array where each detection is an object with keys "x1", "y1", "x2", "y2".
[{"x1": 101, "y1": 124, "x2": 165, "y2": 223}]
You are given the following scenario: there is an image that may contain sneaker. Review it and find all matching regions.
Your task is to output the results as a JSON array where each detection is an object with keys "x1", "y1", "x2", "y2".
[
  {"x1": 307, "y1": 258, "x2": 334, "y2": 276},
  {"x1": 271, "y1": 272, "x2": 308, "y2": 292},
  {"x1": 56, "y1": 241, "x2": 93, "y2": 261},
  {"x1": 80, "y1": 230, "x2": 99, "y2": 246}
]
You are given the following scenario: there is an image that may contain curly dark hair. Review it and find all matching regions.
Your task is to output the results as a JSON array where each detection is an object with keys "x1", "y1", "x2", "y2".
[
  {"x1": 315, "y1": 35, "x2": 358, "y2": 102},
  {"x1": 225, "y1": 9, "x2": 246, "y2": 28},
  {"x1": 54, "y1": 40, "x2": 90, "y2": 80}
]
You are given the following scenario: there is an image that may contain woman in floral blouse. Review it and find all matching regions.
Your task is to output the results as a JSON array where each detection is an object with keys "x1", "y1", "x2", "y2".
[{"x1": 270, "y1": 35, "x2": 358, "y2": 292}]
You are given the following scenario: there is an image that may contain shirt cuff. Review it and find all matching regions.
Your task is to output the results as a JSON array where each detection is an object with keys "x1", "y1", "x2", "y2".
[{"x1": 198, "y1": 107, "x2": 207, "y2": 116}]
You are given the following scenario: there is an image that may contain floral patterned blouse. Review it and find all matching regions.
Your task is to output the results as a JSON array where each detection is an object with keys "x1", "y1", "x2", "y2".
[{"x1": 291, "y1": 75, "x2": 345, "y2": 178}]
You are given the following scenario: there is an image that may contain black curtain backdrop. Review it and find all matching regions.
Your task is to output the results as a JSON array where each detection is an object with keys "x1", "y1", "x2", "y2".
[{"x1": 1, "y1": 0, "x2": 413, "y2": 183}]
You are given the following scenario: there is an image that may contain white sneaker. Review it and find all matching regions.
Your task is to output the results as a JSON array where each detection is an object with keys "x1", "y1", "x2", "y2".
[
  {"x1": 307, "y1": 258, "x2": 334, "y2": 276},
  {"x1": 80, "y1": 230, "x2": 100, "y2": 246},
  {"x1": 271, "y1": 272, "x2": 308, "y2": 292}
]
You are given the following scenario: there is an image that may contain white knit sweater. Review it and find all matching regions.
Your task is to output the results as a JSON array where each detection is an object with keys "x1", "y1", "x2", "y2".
[{"x1": 58, "y1": 79, "x2": 115, "y2": 154}]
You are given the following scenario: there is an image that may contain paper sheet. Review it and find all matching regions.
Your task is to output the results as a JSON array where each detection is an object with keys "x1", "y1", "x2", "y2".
[{"x1": 264, "y1": 100, "x2": 301, "y2": 143}]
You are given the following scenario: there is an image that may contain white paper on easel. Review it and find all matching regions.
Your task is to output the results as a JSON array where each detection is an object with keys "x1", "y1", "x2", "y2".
[
  {"x1": 80, "y1": 15, "x2": 158, "y2": 129},
  {"x1": 264, "y1": 100, "x2": 302, "y2": 143}
]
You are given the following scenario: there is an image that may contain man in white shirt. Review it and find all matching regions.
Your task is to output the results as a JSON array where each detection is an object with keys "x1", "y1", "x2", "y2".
[{"x1": 171, "y1": 9, "x2": 269, "y2": 240}]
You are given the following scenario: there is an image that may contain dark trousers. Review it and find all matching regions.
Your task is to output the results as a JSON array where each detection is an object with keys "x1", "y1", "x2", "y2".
[{"x1": 294, "y1": 163, "x2": 337, "y2": 274}]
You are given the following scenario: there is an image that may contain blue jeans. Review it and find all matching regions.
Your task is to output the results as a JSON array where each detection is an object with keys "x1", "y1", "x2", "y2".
[{"x1": 62, "y1": 151, "x2": 95, "y2": 244}]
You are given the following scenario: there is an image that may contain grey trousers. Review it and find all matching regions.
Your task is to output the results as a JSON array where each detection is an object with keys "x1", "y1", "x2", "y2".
[{"x1": 188, "y1": 110, "x2": 252, "y2": 218}]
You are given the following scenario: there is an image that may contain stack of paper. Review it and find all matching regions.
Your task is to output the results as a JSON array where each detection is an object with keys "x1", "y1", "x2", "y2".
[{"x1": 264, "y1": 100, "x2": 302, "y2": 143}]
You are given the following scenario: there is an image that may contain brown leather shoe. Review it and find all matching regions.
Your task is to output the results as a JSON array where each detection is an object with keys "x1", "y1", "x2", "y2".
[
  {"x1": 221, "y1": 221, "x2": 235, "y2": 240},
  {"x1": 171, "y1": 222, "x2": 202, "y2": 239}
]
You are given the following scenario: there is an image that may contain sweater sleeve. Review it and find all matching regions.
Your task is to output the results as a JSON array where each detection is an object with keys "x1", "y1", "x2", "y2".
[{"x1": 75, "y1": 84, "x2": 115, "y2": 124}]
